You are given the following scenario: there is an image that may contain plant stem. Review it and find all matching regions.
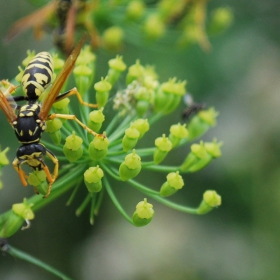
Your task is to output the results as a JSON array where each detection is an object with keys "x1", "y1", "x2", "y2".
[
  {"x1": 7, "y1": 245, "x2": 73, "y2": 280},
  {"x1": 103, "y1": 176, "x2": 134, "y2": 224}
]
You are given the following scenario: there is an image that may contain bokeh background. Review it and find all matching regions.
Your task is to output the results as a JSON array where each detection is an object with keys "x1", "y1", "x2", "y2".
[{"x1": 1, "y1": 0, "x2": 280, "y2": 279}]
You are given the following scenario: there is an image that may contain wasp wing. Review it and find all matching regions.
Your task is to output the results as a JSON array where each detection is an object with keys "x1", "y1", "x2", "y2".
[
  {"x1": 39, "y1": 36, "x2": 85, "y2": 120},
  {"x1": 4, "y1": 1, "x2": 57, "y2": 42},
  {"x1": 0, "y1": 89, "x2": 17, "y2": 123}
]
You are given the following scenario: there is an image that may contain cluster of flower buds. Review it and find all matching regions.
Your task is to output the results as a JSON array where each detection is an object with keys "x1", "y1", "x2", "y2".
[
  {"x1": 0, "y1": 46, "x2": 222, "y2": 237},
  {"x1": 5, "y1": 1, "x2": 234, "y2": 58}
]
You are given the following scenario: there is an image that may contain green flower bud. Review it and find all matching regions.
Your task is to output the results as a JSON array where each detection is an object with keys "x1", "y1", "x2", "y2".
[
  {"x1": 154, "y1": 134, "x2": 172, "y2": 164},
  {"x1": 180, "y1": 141, "x2": 212, "y2": 172},
  {"x1": 161, "y1": 78, "x2": 186, "y2": 96},
  {"x1": 46, "y1": 119, "x2": 63, "y2": 145},
  {"x1": 198, "y1": 108, "x2": 218, "y2": 126},
  {"x1": 102, "y1": 26, "x2": 124, "y2": 50},
  {"x1": 122, "y1": 127, "x2": 140, "y2": 152},
  {"x1": 52, "y1": 98, "x2": 70, "y2": 119},
  {"x1": 88, "y1": 108, "x2": 105, "y2": 132},
  {"x1": 52, "y1": 97, "x2": 70, "y2": 110},
  {"x1": 130, "y1": 119, "x2": 149, "y2": 138},
  {"x1": 160, "y1": 171, "x2": 184, "y2": 197},
  {"x1": 154, "y1": 78, "x2": 186, "y2": 114},
  {"x1": 22, "y1": 50, "x2": 35, "y2": 67},
  {"x1": 126, "y1": 0, "x2": 145, "y2": 21},
  {"x1": 154, "y1": 87, "x2": 174, "y2": 113},
  {"x1": 187, "y1": 108, "x2": 218, "y2": 140},
  {"x1": 143, "y1": 65, "x2": 159, "y2": 89},
  {"x1": 132, "y1": 198, "x2": 154, "y2": 227},
  {"x1": 119, "y1": 150, "x2": 141, "y2": 180},
  {"x1": 197, "y1": 190, "x2": 222, "y2": 214},
  {"x1": 76, "y1": 46, "x2": 96, "y2": 65},
  {"x1": 134, "y1": 87, "x2": 153, "y2": 116},
  {"x1": 52, "y1": 53, "x2": 64, "y2": 74},
  {"x1": 208, "y1": 7, "x2": 233, "y2": 35},
  {"x1": 88, "y1": 134, "x2": 109, "y2": 160},
  {"x1": 74, "y1": 64, "x2": 93, "y2": 95},
  {"x1": 0, "y1": 147, "x2": 9, "y2": 167},
  {"x1": 126, "y1": 60, "x2": 145, "y2": 84},
  {"x1": 63, "y1": 132, "x2": 83, "y2": 162},
  {"x1": 0, "y1": 211, "x2": 22, "y2": 238},
  {"x1": 0, "y1": 200, "x2": 34, "y2": 238},
  {"x1": 15, "y1": 66, "x2": 24, "y2": 83},
  {"x1": 107, "y1": 55, "x2": 127, "y2": 85},
  {"x1": 169, "y1": 123, "x2": 189, "y2": 148},
  {"x1": 143, "y1": 14, "x2": 165, "y2": 40},
  {"x1": 12, "y1": 200, "x2": 34, "y2": 222},
  {"x1": 94, "y1": 77, "x2": 112, "y2": 108},
  {"x1": 28, "y1": 170, "x2": 49, "y2": 196},
  {"x1": 135, "y1": 100, "x2": 150, "y2": 116},
  {"x1": 205, "y1": 139, "x2": 223, "y2": 158},
  {"x1": 84, "y1": 166, "x2": 104, "y2": 193},
  {"x1": 177, "y1": 25, "x2": 200, "y2": 48}
]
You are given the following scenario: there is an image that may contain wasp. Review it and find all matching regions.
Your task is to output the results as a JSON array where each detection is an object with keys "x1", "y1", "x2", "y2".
[
  {"x1": 0, "y1": 37, "x2": 100, "y2": 198},
  {"x1": 182, "y1": 93, "x2": 206, "y2": 121},
  {"x1": 5, "y1": 0, "x2": 99, "y2": 55}
]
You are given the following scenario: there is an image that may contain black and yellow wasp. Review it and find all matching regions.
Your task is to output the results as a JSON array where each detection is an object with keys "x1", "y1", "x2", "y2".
[{"x1": 0, "y1": 37, "x2": 100, "y2": 198}]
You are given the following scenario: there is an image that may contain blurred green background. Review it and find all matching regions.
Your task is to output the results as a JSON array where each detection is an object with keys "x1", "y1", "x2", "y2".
[{"x1": 1, "y1": 0, "x2": 280, "y2": 279}]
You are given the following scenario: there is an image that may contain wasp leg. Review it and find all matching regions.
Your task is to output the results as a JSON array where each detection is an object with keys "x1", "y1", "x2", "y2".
[
  {"x1": 1, "y1": 80, "x2": 18, "y2": 96},
  {"x1": 48, "y1": 113, "x2": 105, "y2": 138},
  {"x1": 54, "y1": 87, "x2": 98, "y2": 109},
  {"x1": 12, "y1": 158, "x2": 28, "y2": 186},
  {"x1": 40, "y1": 151, "x2": 58, "y2": 198}
]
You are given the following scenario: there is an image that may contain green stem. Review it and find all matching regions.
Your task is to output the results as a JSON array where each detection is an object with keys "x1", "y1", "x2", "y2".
[
  {"x1": 101, "y1": 162, "x2": 121, "y2": 181},
  {"x1": 94, "y1": 188, "x2": 105, "y2": 215},
  {"x1": 76, "y1": 193, "x2": 91, "y2": 216},
  {"x1": 90, "y1": 193, "x2": 97, "y2": 225},
  {"x1": 103, "y1": 176, "x2": 134, "y2": 224},
  {"x1": 107, "y1": 149, "x2": 125, "y2": 156},
  {"x1": 66, "y1": 179, "x2": 82, "y2": 206},
  {"x1": 142, "y1": 164, "x2": 181, "y2": 172},
  {"x1": 136, "y1": 147, "x2": 155, "y2": 156},
  {"x1": 127, "y1": 178, "x2": 161, "y2": 196},
  {"x1": 104, "y1": 157, "x2": 180, "y2": 173},
  {"x1": 41, "y1": 139, "x2": 63, "y2": 153},
  {"x1": 148, "y1": 112, "x2": 164, "y2": 125},
  {"x1": 6, "y1": 245, "x2": 73, "y2": 280},
  {"x1": 105, "y1": 112, "x2": 121, "y2": 135},
  {"x1": 108, "y1": 114, "x2": 136, "y2": 142},
  {"x1": 101, "y1": 163, "x2": 160, "y2": 195},
  {"x1": 108, "y1": 139, "x2": 122, "y2": 149},
  {"x1": 148, "y1": 194, "x2": 199, "y2": 214}
]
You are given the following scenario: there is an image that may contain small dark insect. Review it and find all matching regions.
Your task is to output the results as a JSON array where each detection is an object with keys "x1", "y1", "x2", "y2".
[
  {"x1": 182, "y1": 94, "x2": 206, "y2": 121},
  {"x1": 0, "y1": 37, "x2": 100, "y2": 198}
]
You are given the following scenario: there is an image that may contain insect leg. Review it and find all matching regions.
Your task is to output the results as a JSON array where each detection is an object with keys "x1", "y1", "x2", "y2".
[
  {"x1": 12, "y1": 158, "x2": 28, "y2": 186},
  {"x1": 54, "y1": 87, "x2": 98, "y2": 108},
  {"x1": 48, "y1": 113, "x2": 105, "y2": 138},
  {"x1": 37, "y1": 152, "x2": 58, "y2": 198}
]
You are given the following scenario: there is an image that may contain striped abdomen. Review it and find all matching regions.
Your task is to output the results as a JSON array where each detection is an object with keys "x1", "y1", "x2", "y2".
[{"x1": 22, "y1": 52, "x2": 54, "y2": 100}]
